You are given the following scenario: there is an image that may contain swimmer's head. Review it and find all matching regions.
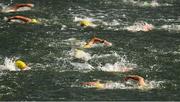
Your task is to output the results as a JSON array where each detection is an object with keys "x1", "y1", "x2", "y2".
[
  {"x1": 80, "y1": 20, "x2": 93, "y2": 27},
  {"x1": 30, "y1": 19, "x2": 40, "y2": 24},
  {"x1": 83, "y1": 44, "x2": 92, "y2": 48},
  {"x1": 15, "y1": 60, "x2": 27, "y2": 70},
  {"x1": 94, "y1": 81, "x2": 104, "y2": 89}
]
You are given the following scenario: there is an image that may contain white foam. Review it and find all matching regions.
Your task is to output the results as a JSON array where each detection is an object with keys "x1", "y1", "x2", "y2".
[
  {"x1": 160, "y1": 24, "x2": 180, "y2": 32},
  {"x1": 62, "y1": 38, "x2": 86, "y2": 48},
  {"x1": 103, "y1": 82, "x2": 133, "y2": 89},
  {"x1": 69, "y1": 49, "x2": 92, "y2": 61},
  {"x1": 92, "y1": 52, "x2": 137, "y2": 72},
  {"x1": 95, "y1": 53, "x2": 136, "y2": 72},
  {"x1": 1, "y1": 57, "x2": 17, "y2": 71},
  {"x1": 146, "y1": 80, "x2": 165, "y2": 89},
  {"x1": 125, "y1": 21, "x2": 154, "y2": 32},
  {"x1": 74, "y1": 16, "x2": 97, "y2": 22},
  {"x1": 92, "y1": 52, "x2": 120, "y2": 59},
  {"x1": 70, "y1": 62, "x2": 94, "y2": 72},
  {"x1": 97, "y1": 62, "x2": 135, "y2": 72}
]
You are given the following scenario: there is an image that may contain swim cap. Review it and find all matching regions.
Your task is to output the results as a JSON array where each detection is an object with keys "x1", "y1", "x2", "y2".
[
  {"x1": 80, "y1": 20, "x2": 93, "y2": 27},
  {"x1": 83, "y1": 44, "x2": 91, "y2": 48},
  {"x1": 95, "y1": 82, "x2": 104, "y2": 89},
  {"x1": 15, "y1": 60, "x2": 27, "y2": 70},
  {"x1": 31, "y1": 19, "x2": 39, "y2": 24}
]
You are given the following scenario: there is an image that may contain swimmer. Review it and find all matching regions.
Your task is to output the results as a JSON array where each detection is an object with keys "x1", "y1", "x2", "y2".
[
  {"x1": 83, "y1": 37, "x2": 112, "y2": 48},
  {"x1": 127, "y1": 21, "x2": 154, "y2": 32},
  {"x1": 0, "y1": 59, "x2": 30, "y2": 71},
  {"x1": 79, "y1": 20, "x2": 97, "y2": 28},
  {"x1": 4, "y1": 15, "x2": 40, "y2": 24},
  {"x1": 81, "y1": 75, "x2": 147, "y2": 89},
  {"x1": 81, "y1": 80, "x2": 104, "y2": 89},
  {"x1": 1, "y1": 3, "x2": 34, "y2": 13},
  {"x1": 124, "y1": 75, "x2": 146, "y2": 87}
]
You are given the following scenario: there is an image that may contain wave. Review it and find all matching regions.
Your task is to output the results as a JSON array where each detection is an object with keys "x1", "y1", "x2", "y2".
[{"x1": 122, "y1": 0, "x2": 172, "y2": 7}]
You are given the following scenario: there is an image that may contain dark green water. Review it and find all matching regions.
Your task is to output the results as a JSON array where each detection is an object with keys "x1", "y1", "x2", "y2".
[{"x1": 0, "y1": 0, "x2": 180, "y2": 101}]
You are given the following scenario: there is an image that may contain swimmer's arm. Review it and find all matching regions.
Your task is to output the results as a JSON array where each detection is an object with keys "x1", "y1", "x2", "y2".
[
  {"x1": 10, "y1": 16, "x2": 31, "y2": 22},
  {"x1": 14, "y1": 4, "x2": 33, "y2": 10},
  {"x1": 93, "y1": 37, "x2": 105, "y2": 43},
  {"x1": 124, "y1": 75, "x2": 141, "y2": 81}
]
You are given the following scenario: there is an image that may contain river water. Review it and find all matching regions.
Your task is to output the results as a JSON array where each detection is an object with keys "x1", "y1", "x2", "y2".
[{"x1": 0, "y1": 0, "x2": 180, "y2": 101}]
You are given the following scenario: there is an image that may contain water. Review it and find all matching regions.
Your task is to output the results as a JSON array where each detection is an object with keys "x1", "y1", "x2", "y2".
[{"x1": 0, "y1": 0, "x2": 180, "y2": 101}]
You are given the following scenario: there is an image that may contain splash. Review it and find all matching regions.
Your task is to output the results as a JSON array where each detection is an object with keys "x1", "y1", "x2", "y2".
[
  {"x1": 96, "y1": 55, "x2": 136, "y2": 72},
  {"x1": 62, "y1": 38, "x2": 86, "y2": 48},
  {"x1": 74, "y1": 17, "x2": 96, "y2": 22},
  {"x1": 145, "y1": 80, "x2": 165, "y2": 90},
  {"x1": 160, "y1": 24, "x2": 180, "y2": 32},
  {"x1": 70, "y1": 62, "x2": 94, "y2": 72},
  {"x1": 69, "y1": 48, "x2": 92, "y2": 61},
  {"x1": 125, "y1": 21, "x2": 154, "y2": 32},
  {"x1": 92, "y1": 51, "x2": 120, "y2": 59},
  {"x1": 74, "y1": 16, "x2": 97, "y2": 28},
  {"x1": 0, "y1": 57, "x2": 17, "y2": 71},
  {"x1": 92, "y1": 52, "x2": 137, "y2": 72},
  {"x1": 0, "y1": 3, "x2": 8, "y2": 11}
]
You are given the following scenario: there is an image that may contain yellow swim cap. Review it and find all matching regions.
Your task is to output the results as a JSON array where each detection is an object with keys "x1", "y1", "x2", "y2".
[
  {"x1": 95, "y1": 82, "x2": 104, "y2": 89},
  {"x1": 80, "y1": 20, "x2": 93, "y2": 27},
  {"x1": 31, "y1": 19, "x2": 39, "y2": 24},
  {"x1": 15, "y1": 60, "x2": 27, "y2": 70},
  {"x1": 83, "y1": 44, "x2": 92, "y2": 48}
]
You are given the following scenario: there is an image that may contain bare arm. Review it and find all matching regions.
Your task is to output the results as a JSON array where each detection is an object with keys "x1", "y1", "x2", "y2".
[
  {"x1": 13, "y1": 4, "x2": 34, "y2": 10},
  {"x1": 9, "y1": 16, "x2": 32, "y2": 22},
  {"x1": 124, "y1": 75, "x2": 145, "y2": 86}
]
